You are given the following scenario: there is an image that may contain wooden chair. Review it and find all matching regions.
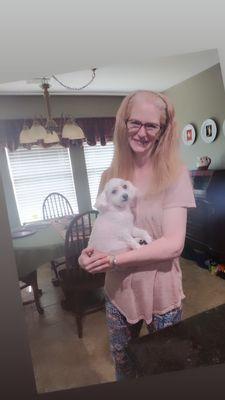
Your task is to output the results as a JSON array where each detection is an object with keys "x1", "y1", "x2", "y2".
[
  {"x1": 42, "y1": 192, "x2": 74, "y2": 285},
  {"x1": 58, "y1": 210, "x2": 105, "y2": 338},
  {"x1": 42, "y1": 192, "x2": 74, "y2": 220}
]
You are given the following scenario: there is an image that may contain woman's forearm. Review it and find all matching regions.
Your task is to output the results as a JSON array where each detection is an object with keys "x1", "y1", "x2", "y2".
[{"x1": 115, "y1": 236, "x2": 184, "y2": 268}]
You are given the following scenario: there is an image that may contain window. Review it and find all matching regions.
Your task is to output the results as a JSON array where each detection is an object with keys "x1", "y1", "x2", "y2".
[
  {"x1": 83, "y1": 141, "x2": 114, "y2": 207},
  {"x1": 6, "y1": 146, "x2": 78, "y2": 224}
]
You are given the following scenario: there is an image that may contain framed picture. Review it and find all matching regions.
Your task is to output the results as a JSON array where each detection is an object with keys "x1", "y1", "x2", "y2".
[
  {"x1": 200, "y1": 118, "x2": 217, "y2": 143},
  {"x1": 182, "y1": 124, "x2": 196, "y2": 145}
]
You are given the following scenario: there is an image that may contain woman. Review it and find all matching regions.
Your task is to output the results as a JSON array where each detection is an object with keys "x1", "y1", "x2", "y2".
[{"x1": 78, "y1": 90, "x2": 196, "y2": 380}]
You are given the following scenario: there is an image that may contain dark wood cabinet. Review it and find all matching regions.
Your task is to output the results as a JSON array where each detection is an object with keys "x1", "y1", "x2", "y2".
[{"x1": 185, "y1": 169, "x2": 225, "y2": 261}]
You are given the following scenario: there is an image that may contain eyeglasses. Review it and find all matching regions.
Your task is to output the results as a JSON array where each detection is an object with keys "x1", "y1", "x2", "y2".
[{"x1": 125, "y1": 119, "x2": 161, "y2": 135}]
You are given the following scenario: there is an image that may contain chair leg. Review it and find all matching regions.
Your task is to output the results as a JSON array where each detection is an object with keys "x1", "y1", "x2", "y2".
[
  {"x1": 51, "y1": 261, "x2": 60, "y2": 286},
  {"x1": 76, "y1": 314, "x2": 83, "y2": 338},
  {"x1": 30, "y1": 271, "x2": 44, "y2": 315}
]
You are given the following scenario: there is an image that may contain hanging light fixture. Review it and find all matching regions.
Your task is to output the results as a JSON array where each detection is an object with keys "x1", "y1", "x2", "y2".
[
  {"x1": 19, "y1": 122, "x2": 35, "y2": 145},
  {"x1": 19, "y1": 68, "x2": 97, "y2": 147},
  {"x1": 62, "y1": 117, "x2": 85, "y2": 140},
  {"x1": 29, "y1": 119, "x2": 46, "y2": 142},
  {"x1": 41, "y1": 80, "x2": 59, "y2": 144}
]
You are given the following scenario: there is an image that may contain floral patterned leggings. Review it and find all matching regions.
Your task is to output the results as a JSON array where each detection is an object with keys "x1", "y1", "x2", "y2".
[{"x1": 105, "y1": 296, "x2": 182, "y2": 381}]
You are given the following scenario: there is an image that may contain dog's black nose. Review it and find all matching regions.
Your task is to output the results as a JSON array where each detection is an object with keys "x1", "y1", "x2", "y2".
[{"x1": 122, "y1": 193, "x2": 128, "y2": 201}]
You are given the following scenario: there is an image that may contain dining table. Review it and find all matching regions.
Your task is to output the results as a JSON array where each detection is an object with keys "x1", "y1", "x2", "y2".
[{"x1": 12, "y1": 217, "x2": 72, "y2": 313}]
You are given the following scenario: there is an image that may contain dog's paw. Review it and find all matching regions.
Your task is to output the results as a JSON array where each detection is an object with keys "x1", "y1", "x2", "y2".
[
  {"x1": 142, "y1": 233, "x2": 153, "y2": 244},
  {"x1": 139, "y1": 239, "x2": 147, "y2": 245},
  {"x1": 129, "y1": 238, "x2": 141, "y2": 249},
  {"x1": 134, "y1": 237, "x2": 142, "y2": 244},
  {"x1": 132, "y1": 242, "x2": 141, "y2": 249}
]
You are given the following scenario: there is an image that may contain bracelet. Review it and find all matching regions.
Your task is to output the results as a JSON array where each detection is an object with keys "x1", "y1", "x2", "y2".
[{"x1": 108, "y1": 255, "x2": 118, "y2": 269}]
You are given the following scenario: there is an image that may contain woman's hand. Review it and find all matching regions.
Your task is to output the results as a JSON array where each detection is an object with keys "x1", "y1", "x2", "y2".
[{"x1": 78, "y1": 247, "x2": 113, "y2": 274}]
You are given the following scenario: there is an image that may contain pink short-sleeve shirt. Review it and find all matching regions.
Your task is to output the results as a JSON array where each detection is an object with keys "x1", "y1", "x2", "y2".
[{"x1": 104, "y1": 166, "x2": 196, "y2": 324}]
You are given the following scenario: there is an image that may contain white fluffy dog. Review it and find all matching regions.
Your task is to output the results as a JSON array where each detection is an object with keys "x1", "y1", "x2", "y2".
[{"x1": 88, "y1": 178, "x2": 152, "y2": 255}]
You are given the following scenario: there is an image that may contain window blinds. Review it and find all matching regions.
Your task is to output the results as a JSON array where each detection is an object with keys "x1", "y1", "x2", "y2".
[
  {"x1": 6, "y1": 146, "x2": 78, "y2": 224},
  {"x1": 83, "y1": 141, "x2": 114, "y2": 207}
]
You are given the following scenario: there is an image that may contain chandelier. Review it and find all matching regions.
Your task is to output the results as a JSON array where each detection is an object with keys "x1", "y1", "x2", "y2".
[{"x1": 19, "y1": 68, "x2": 97, "y2": 146}]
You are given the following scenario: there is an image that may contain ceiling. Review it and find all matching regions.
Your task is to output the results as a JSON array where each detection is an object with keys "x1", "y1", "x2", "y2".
[
  {"x1": 0, "y1": 50, "x2": 219, "y2": 95},
  {"x1": 0, "y1": 1, "x2": 224, "y2": 96}
]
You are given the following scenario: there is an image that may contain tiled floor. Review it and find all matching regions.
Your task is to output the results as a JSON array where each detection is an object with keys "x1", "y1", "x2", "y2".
[{"x1": 21, "y1": 257, "x2": 225, "y2": 393}]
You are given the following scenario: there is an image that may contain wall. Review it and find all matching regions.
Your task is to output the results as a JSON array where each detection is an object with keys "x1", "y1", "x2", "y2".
[
  {"x1": 70, "y1": 145, "x2": 92, "y2": 213},
  {"x1": 0, "y1": 147, "x2": 20, "y2": 228},
  {"x1": 164, "y1": 63, "x2": 225, "y2": 170},
  {"x1": 0, "y1": 171, "x2": 37, "y2": 398},
  {"x1": 0, "y1": 95, "x2": 123, "y2": 119}
]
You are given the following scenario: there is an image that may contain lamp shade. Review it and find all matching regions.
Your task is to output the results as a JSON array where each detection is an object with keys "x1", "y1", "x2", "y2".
[
  {"x1": 19, "y1": 124, "x2": 36, "y2": 144},
  {"x1": 62, "y1": 121, "x2": 85, "y2": 140},
  {"x1": 30, "y1": 120, "x2": 46, "y2": 141},
  {"x1": 43, "y1": 131, "x2": 60, "y2": 144}
]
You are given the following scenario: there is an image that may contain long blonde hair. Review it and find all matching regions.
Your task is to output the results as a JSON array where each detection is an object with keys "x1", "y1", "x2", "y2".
[{"x1": 104, "y1": 90, "x2": 182, "y2": 195}]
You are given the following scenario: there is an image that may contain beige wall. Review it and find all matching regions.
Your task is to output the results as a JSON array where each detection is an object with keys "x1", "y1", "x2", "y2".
[
  {"x1": 164, "y1": 63, "x2": 225, "y2": 170},
  {"x1": 0, "y1": 95, "x2": 123, "y2": 119},
  {"x1": 0, "y1": 148, "x2": 20, "y2": 228},
  {"x1": 0, "y1": 171, "x2": 37, "y2": 398}
]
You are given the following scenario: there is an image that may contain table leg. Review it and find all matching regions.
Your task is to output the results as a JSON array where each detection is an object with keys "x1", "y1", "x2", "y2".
[{"x1": 21, "y1": 271, "x2": 44, "y2": 314}]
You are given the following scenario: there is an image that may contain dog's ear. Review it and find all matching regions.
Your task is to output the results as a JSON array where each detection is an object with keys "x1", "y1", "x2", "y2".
[{"x1": 94, "y1": 190, "x2": 108, "y2": 212}]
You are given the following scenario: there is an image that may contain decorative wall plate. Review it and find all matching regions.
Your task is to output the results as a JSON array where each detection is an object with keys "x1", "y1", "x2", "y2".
[
  {"x1": 182, "y1": 124, "x2": 196, "y2": 145},
  {"x1": 200, "y1": 119, "x2": 217, "y2": 143},
  {"x1": 222, "y1": 119, "x2": 225, "y2": 137}
]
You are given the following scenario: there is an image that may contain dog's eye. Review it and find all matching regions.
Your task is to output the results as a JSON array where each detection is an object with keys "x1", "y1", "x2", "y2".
[
  {"x1": 112, "y1": 189, "x2": 117, "y2": 194},
  {"x1": 123, "y1": 184, "x2": 127, "y2": 189}
]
